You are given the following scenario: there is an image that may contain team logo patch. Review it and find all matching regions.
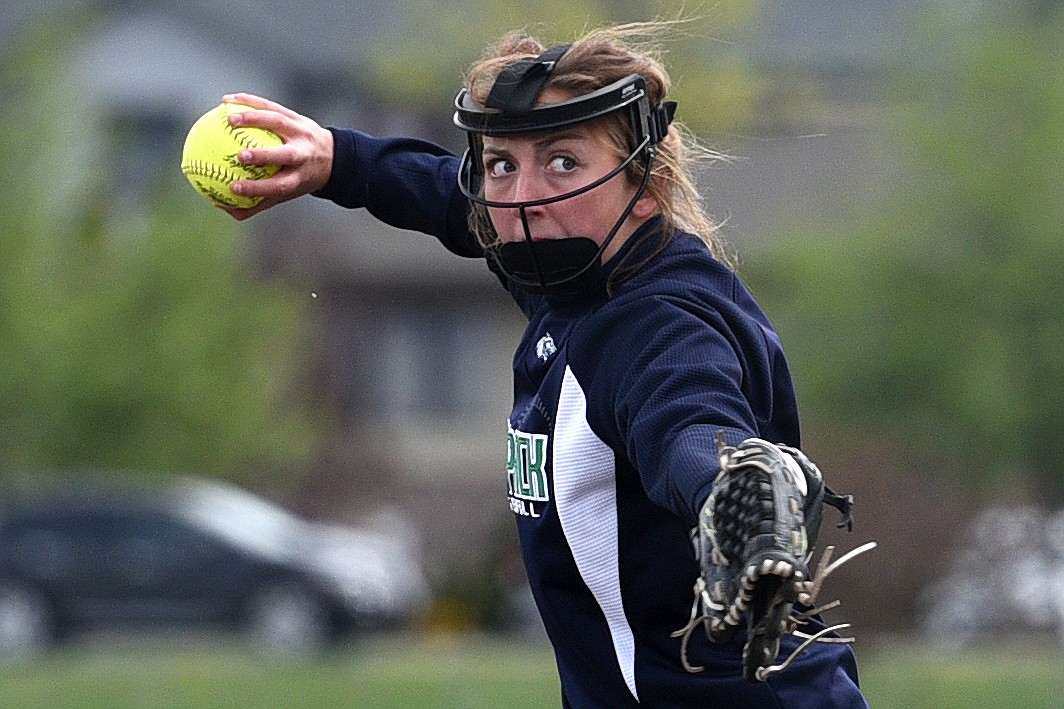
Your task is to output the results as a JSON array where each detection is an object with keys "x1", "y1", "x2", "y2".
[
  {"x1": 507, "y1": 423, "x2": 549, "y2": 518},
  {"x1": 535, "y1": 333, "x2": 557, "y2": 361}
]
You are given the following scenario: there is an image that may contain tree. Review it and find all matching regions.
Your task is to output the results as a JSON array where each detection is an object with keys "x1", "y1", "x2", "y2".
[
  {"x1": 743, "y1": 7, "x2": 1064, "y2": 498},
  {"x1": 0, "y1": 11, "x2": 325, "y2": 484},
  {"x1": 360, "y1": 0, "x2": 764, "y2": 136}
]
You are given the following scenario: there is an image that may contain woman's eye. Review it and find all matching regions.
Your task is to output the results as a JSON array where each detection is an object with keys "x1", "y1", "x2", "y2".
[
  {"x1": 488, "y1": 160, "x2": 515, "y2": 177},
  {"x1": 549, "y1": 156, "x2": 577, "y2": 172}
]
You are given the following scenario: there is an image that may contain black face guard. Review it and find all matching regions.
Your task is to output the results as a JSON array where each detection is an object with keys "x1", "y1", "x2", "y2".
[
  {"x1": 456, "y1": 142, "x2": 655, "y2": 295},
  {"x1": 452, "y1": 47, "x2": 676, "y2": 296}
]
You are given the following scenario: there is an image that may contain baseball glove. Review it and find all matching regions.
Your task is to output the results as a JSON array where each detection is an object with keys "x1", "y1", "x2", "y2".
[{"x1": 672, "y1": 433, "x2": 877, "y2": 682}]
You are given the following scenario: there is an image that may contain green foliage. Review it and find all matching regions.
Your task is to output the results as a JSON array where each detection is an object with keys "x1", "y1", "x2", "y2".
[
  {"x1": 0, "y1": 13, "x2": 325, "y2": 483},
  {"x1": 360, "y1": 0, "x2": 763, "y2": 135},
  {"x1": 744, "y1": 9, "x2": 1064, "y2": 496}
]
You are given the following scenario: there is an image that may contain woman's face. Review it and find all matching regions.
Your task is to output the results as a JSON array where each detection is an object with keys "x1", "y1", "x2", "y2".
[{"x1": 480, "y1": 109, "x2": 657, "y2": 262}]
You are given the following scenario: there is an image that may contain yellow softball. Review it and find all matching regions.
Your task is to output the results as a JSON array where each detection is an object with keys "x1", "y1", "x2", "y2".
[{"x1": 180, "y1": 103, "x2": 283, "y2": 208}]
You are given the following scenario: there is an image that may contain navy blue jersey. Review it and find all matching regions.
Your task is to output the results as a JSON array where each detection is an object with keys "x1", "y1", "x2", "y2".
[{"x1": 319, "y1": 129, "x2": 868, "y2": 708}]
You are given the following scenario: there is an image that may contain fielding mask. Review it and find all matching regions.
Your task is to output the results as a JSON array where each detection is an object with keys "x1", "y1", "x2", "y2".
[{"x1": 453, "y1": 44, "x2": 676, "y2": 298}]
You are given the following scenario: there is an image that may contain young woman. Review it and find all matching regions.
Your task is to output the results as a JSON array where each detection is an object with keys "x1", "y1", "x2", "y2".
[{"x1": 220, "y1": 23, "x2": 870, "y2": 708}]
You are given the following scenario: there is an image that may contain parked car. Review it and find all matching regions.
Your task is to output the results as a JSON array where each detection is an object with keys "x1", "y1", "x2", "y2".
[{"x1": 0, "y1": 475, "x2": 429, "y2": 655}]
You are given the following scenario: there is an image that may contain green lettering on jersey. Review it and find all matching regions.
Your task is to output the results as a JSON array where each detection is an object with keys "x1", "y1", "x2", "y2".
[{"x1": 507, "y1": 424, "x2": 549, "y2": 502}]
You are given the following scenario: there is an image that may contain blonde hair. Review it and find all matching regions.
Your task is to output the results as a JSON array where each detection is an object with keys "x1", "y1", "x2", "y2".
[{"x1": 463, "y1": 22, "x2": 732, "y2": 268}]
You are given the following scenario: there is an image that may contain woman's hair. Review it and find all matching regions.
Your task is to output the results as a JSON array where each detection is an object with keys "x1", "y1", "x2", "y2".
[{"x1": 463, "y1": 22, "x2": 732, "y2": 268}]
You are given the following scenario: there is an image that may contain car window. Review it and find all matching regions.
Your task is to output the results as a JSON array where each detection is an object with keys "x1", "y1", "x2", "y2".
[{"x1": 171, "y1": 484, "x2": 301, "y2": 560}]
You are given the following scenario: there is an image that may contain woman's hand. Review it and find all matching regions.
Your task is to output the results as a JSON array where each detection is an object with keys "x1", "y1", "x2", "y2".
[{"x1": 216, "y1": 93, "x2": 335, "y2": 220}]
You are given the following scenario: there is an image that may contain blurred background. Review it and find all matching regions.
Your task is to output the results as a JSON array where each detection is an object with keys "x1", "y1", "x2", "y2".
[{"x1": 2, "y1": 0, "x2": 1063, "y2": 706}]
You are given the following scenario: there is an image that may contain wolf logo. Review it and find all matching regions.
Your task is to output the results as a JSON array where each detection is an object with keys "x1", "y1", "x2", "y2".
[{"x1": 536, "y1": 333, "x2": 557, "y2": 361}]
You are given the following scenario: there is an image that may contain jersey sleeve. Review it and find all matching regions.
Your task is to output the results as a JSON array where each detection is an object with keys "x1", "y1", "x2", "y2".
[
  {"x1": 313, "y1": 128, "x2": 482, "y2": 258},
  {"x1": 570, "y1": 288, "x2": 798, "y2": 526}
]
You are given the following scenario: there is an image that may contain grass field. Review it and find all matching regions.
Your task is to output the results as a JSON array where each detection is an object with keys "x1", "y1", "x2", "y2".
[
  {"x1": 859, "y1": 638, "x2": 1064, "y2": 708},
  {"x1": 0, "y1": 632, "x2": 1061, "y2": 707}
]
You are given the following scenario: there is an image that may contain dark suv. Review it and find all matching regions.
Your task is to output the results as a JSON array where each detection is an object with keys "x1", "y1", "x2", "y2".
[{"x1": 0, "y1": 476, "x2": 429, "y2": 655}]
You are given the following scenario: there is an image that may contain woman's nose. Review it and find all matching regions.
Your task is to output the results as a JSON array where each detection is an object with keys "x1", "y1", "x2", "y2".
[{"x1": 511, "y1": 170, "x2": 549, "y2": 205}]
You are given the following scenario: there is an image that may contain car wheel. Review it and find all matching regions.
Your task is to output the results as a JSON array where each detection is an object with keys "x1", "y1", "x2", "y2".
[
  {"x1": 244, "y1": 582, "x2": 329, "y2": 656},
  {"x1": 0, "y1": 583, "x2": 53, "y2": 656}
]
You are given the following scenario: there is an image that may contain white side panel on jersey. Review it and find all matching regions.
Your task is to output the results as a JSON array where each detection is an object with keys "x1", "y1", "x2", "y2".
[{"x1": 554, "y1": 366, "x2": 637, "y2": 701}]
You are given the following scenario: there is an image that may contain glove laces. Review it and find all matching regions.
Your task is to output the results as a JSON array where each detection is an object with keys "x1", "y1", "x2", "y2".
[{"x1": 671, "y1": 540, "x2": 878, "y2": 677}]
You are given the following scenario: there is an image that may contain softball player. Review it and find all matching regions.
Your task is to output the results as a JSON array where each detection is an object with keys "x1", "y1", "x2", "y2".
[{"x1": 222, "y1": 22, "x2": 870, "y2": 708}]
